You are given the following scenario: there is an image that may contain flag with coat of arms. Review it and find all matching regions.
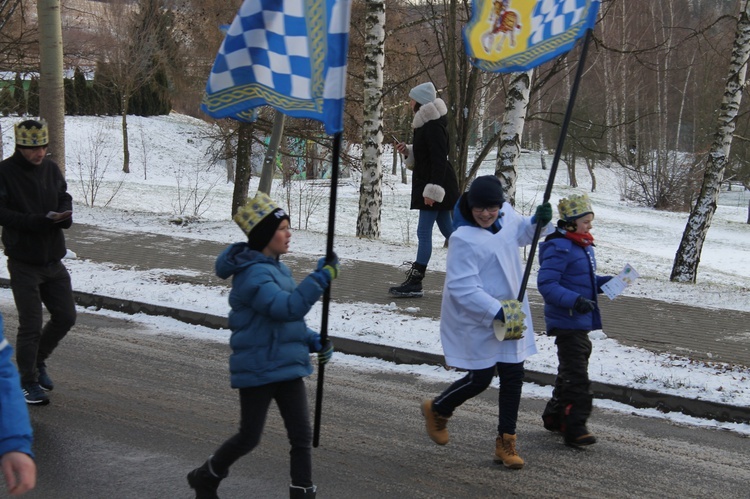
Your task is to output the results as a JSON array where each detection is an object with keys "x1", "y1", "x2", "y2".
[
  {"x1": 201, "y1": 0, "x2": 352, "y2": 135},
  {"x1": 463, "y1": 0, "x2": 600, "y2": 73}
]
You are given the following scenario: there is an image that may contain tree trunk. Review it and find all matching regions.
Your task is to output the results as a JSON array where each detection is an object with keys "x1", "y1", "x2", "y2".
[
  {"x1": 671, "y1": 1, "x2": 750, "y2": 283},
  {"x1": 37, "y1": 0, "x2": 65, "y2": 173},
  {"x1": 356, "y1": 0, "x2": 385, "y2": 239},
  {"x1": 121, "y1": 95, "x2": 130, "y2": 173},
  {"x1": 231, "y1": 123, "x2": 254, "y2": 216},
  {"x1": 586, "y1": 157, "x2": 596, "y2": 192},
  {"x1": 496, "y1": 70, "x2": 533, "y2": 206}
]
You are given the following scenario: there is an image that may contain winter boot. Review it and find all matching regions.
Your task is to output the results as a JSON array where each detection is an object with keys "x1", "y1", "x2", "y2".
[
  {"x1": 290, "y1": 484, "x2": 317, "y2": 498},
  {"x1": 494, "y1": 434, "x2": 524, "y2": 469},
  {"x1": 187, "y1": 457, "x2": 227, "y2": 499},
  {"x1": 389, "y1": 263, "x2": 426, "y2": 298},
  {"x1": 420, "y1": 399, "x2": 449, "y2": 445},
  {"x1": 541, "y1": 399, "x2": 561, "y2": 432},
  {"x1": 562, "y1": 403, "x2": 596, "y2": 447}
]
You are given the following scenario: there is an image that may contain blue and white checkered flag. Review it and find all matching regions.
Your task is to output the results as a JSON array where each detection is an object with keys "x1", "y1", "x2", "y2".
[
  {"x1": 463, "y1": 0, "x2": 600, "y2": 73},
  {"x1": 201, "y1": 0, "x2": 352, "y2": 135}
]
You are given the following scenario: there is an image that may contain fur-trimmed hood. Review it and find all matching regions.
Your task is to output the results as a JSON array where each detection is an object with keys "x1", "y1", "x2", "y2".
[{"x1": 412, "y1": 98, "x2": 448, "y2": 129}]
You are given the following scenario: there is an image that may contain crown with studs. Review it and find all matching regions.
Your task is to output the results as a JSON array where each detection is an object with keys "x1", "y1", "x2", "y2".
[
  {"x1": 15, "y1": 120, "x2": 49, "y2": 147},
  {"x1": 558, "y1": 193, "x2": 593, "y2": 221}
]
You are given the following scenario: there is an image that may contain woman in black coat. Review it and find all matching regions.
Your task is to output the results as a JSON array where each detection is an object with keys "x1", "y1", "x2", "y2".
[{"x1": 390, "y1": 82, "x2": 460, "y2": 298}]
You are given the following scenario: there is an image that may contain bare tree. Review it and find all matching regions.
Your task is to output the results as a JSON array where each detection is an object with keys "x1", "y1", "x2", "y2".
[
  {"x1": 97, "y1": 0, "x2": 167, "y2": 173},
  {"x1": 671, "y1": 1, "x2": 750, "y2": 283}
]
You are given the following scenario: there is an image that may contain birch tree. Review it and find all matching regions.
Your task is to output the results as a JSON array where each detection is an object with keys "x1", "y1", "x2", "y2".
[
  {"x1": 37, "y1": 0, "x2": 65, "y2": 172},
  {"x1": 496, "y1": 70, "x2": 533, "y2": 206},
  {"x1": 356, "y1": 0, "x2": 385, "y2": 239},
  {"x1": 671, "y1": 1, "x2": 750, "y2": 283}
]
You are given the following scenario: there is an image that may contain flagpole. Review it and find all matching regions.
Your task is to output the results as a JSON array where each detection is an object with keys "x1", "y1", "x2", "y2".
[
  {"x1": 517, "y1": 29, "x2": 593, "y2": 303},
  {"x1": 313, "y1": 131, "x2": 341, "y2": 448}
]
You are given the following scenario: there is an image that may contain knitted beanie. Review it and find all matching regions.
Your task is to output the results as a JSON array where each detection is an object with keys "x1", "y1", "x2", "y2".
[
  {"x1": 409, "y1": 82, "x2": 436, "y2": 105},
  {"x1": 15, "y1": 119, "x2": 49, "y2": 148},
  {"x1": 467, "y1": 175, "x2": 505, "y2": 208},
  {"x1": 558, "y1": 193, "x2": 594, "y2": 222},
  {"x1": 233, "y1": 193, "x2": 290, "y2": 251}
]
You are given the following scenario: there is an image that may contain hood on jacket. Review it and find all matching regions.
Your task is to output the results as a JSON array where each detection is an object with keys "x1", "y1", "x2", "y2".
[{"x1": 215, "y1": 241, "x2": 271, "y2": 279}]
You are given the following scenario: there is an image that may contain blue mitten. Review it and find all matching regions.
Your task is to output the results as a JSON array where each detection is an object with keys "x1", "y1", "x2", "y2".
[
  {"x1": 317, "y1": 340, "x2": 334, "y2": 365},
  {"x1": 315, "y1": 252, "x2": 340, "y2": 281}
]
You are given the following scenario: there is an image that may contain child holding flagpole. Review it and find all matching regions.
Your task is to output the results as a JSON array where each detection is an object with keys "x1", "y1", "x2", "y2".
[{"x1": 187, "y1": 193, "x2": 337, "y2": 499}]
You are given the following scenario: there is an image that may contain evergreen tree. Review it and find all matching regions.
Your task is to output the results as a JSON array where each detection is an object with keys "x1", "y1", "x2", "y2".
[
  {"x1": 0, "y1": 86, "x2": 13, "y2": 117},
  {"x1": 27, "y1": 76, "x2": 40, "y2": 116},
  {"x1": 74, "y1": 67, "x2": 89, "y2": 115},
  {"x1": 64, "y1": 77, "x2": 77, "y2": 115},
  {"x1": 12, "y1": 73, "x2": 26, "y2": 116},
  {"x1": 92, "y1": 62, "x2": 119, "y2": 116}
]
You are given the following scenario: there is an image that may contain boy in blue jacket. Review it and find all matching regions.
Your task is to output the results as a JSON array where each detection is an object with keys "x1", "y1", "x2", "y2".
[
  {"x1": 187, "y1": 193, "x2": 337, "y2": 499},
  {"x1": 536, "y1": 194, "x2": 611, "y2": 448},
  {"x1": 0, "y1": 316, "x2": 36, "y2": 495}
]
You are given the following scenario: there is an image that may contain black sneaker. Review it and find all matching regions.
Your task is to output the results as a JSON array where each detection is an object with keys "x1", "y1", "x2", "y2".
[
  {"x1": 38, "y1": 363, "x2": 54, "y2": 391},
  {"x1": 22, "y1": 383, "x2": 50, "y2": 405}
]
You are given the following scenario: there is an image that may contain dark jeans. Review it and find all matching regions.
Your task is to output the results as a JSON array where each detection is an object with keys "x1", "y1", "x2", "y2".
[
  {"x1": 8, "y1": 258, "x2": 76, "y2": 385},
  {"x1": 544, "y1": 329, "x2": 593, "y2": 431},
  {"x1": 211, "y1": 378, "x2": 313, "y2": 487},
  {"x1": 433, "y1": 361, "x2": 525, "y2": 435}
]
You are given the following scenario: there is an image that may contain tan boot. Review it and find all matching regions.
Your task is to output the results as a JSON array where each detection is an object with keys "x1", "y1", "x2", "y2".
[
  {"x1": 420, "y1": 399, "x2": 449, "y2": 445},
  {"x1": 494, "y1": 433, "x2": 524, "y2": 469}
]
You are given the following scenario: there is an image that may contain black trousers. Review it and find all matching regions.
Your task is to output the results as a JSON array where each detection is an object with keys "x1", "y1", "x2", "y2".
[
  {"x1": 8, "y1": 258, "x2": 76, "y2": 386},
  {"x1": 432, "y1": 361, "x2": 525, "y2": 436},
  {"x1": 211, "y1": 377, "x2": 313, "y2": 487},
  {"x1": 543, "y1": 329, "x2": 593, "y2": 431}
]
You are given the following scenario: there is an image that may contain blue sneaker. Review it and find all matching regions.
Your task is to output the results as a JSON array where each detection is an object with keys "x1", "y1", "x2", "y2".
[
  {"x1": 22, "y1": 383, "x2": 50, "y2": 405},
  {"x1": 37, "y1": 363, "x2": 54, "y2": 391}
]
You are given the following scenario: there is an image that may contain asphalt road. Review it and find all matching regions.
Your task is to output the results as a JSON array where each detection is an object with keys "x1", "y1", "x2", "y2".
[{"x1": 6, "y1": 307, "x2": 749, "y2": 499}]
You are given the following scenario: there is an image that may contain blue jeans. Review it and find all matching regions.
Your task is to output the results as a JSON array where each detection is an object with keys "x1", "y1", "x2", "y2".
[
  {"x1": 433, "y1": 362, "x2": 525, "y2": 435},
  {"x1": 211, "y1": 378, "x2": 313, "y2": 487},
  {"x1": 415, "y1": 210, "x2": 453, "y2": 267}
]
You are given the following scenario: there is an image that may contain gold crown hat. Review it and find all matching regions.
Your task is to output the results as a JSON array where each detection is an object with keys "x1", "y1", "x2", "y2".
[
  {"x1": 558, "y1": 193, "x2": 594, "y2": 221},
  {"x1": 14, "y1": 119, "x2": 49, "y2": 147},
  {"x1": 233, "y1": 192, "x2": 284, "y2": 236}
]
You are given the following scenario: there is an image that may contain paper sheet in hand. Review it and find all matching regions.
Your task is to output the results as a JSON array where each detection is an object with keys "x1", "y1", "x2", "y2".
[{"x1": 601, "y1": 264, "x2": 640, "y2": 300}]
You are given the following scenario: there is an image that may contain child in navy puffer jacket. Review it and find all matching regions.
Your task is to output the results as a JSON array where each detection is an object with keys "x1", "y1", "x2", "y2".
[
  {"x1": 187, "y1": 193, "x2": 337, "y2": 499},
  {"x1": 537, "y1": 193, "x2": 612, "y2": 448}
]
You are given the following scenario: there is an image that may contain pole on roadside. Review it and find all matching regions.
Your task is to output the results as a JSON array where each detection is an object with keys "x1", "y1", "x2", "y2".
[{"x1": 257, "y1": 112, "x2": 286, "y2": 195}]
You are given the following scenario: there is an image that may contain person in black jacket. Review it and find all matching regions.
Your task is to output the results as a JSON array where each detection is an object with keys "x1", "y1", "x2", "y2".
[
  {"x1": 390, "y1": 82, "x2": 460, "y2": 298},
  {"x1": 0, "y1": 119, "x2": 76, "y2": 406}
]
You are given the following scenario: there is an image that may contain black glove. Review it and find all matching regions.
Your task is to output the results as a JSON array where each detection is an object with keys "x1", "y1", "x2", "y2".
[{"x1": 573, "y1": 296, "x2": 596, "y2": 314}]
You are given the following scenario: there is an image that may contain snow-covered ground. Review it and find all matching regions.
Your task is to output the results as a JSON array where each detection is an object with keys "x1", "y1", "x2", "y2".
[{"x1": 1, "y1": 113, "x2": 749, "y2": 435}]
